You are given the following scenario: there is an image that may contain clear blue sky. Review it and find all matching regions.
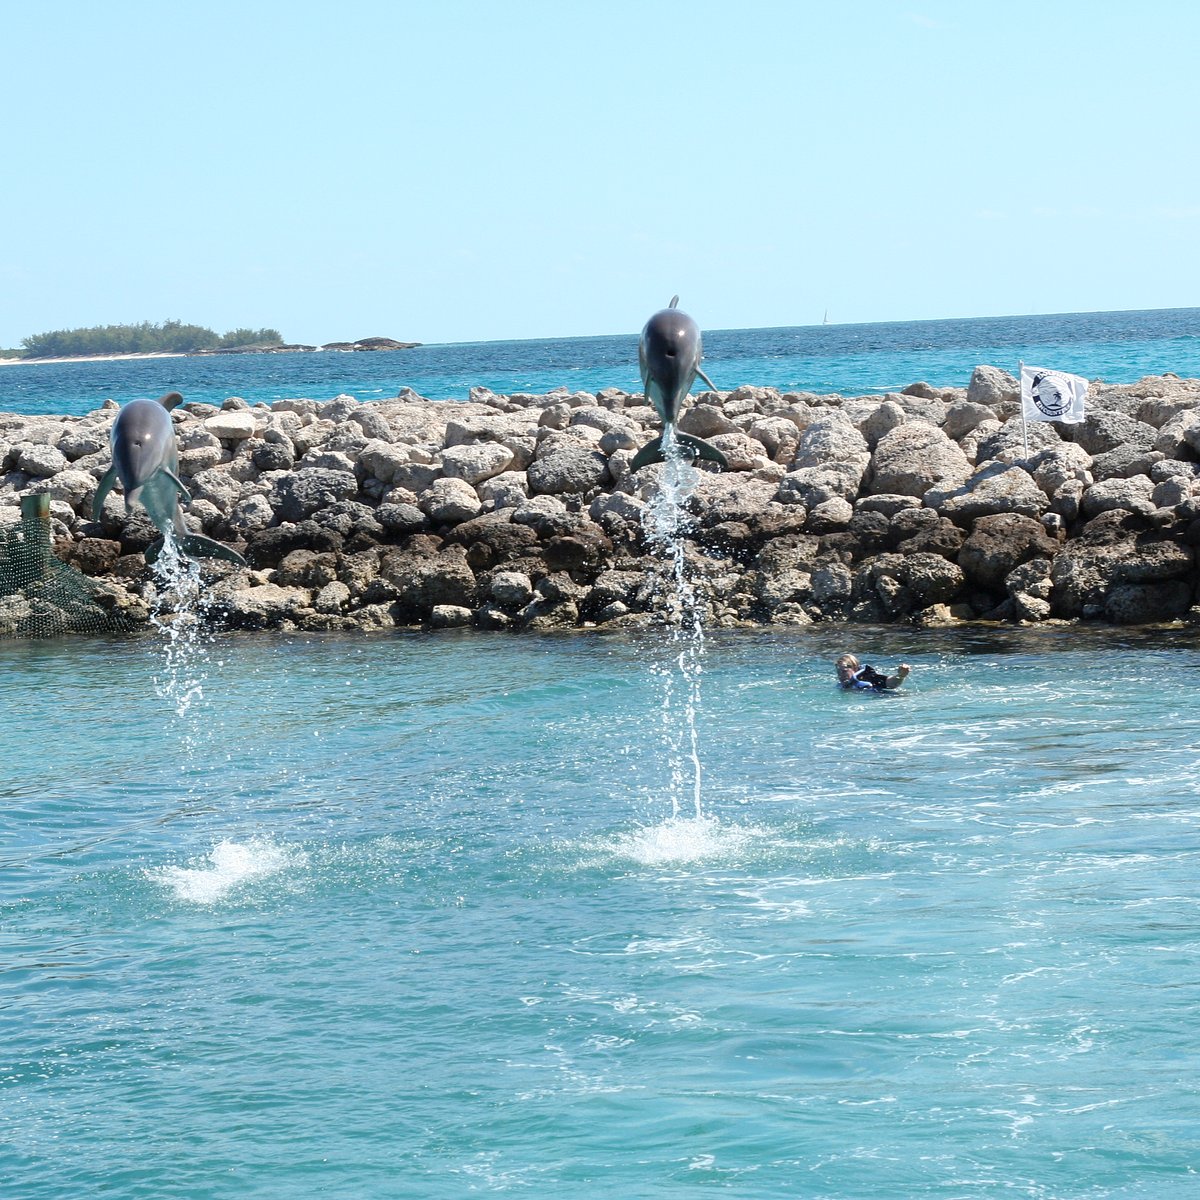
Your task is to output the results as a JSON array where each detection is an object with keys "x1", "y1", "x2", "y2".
[{"x1": 2, "y1": 1, "x2": 1197, "y2": 348}]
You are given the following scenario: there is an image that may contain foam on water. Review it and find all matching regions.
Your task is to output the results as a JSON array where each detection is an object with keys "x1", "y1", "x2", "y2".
[
  {"x1": 150, "y1": 836, "x2": 304, "y2": 904},
  {"x1": 606, "y1": 815, "x2": 764, "y2": 866}
]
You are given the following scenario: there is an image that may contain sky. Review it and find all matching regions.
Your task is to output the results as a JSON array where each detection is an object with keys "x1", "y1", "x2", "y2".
[{"x1": 2, "y1": 1, "x2": 1198, "y2": 348}]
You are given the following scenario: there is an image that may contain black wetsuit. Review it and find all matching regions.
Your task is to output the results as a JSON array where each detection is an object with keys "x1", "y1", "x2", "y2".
[{"x1": 841, "y1": 665, "x2": 890, "y2": 691}]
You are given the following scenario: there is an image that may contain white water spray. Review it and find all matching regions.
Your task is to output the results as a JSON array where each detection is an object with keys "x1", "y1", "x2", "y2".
[
  {"x1": 146, "y1": 536, "x2": 215, "y2": 722},
  {"x1": 641, "y1": 427, "x2": 708, "y2": 819}
]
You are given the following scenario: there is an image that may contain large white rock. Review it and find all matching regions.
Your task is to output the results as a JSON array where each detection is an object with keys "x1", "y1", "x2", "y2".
[
  {"x1": 419, "y1": 476, "x2": 482, "y2": 524},
  {"x1": 869, "y1": 422, "x2": 971, "y2": 497},
  {"x1": 203, "y1": 411, "x2": 259, "y2": 440},
  {"x1": 441, "y1": 441, "x2": 514, "y2": 485}
]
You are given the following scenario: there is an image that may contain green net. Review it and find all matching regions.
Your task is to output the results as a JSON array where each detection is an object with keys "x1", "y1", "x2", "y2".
[{"x1": 0, "y1": 495, "x2": 137, "y2": 637}]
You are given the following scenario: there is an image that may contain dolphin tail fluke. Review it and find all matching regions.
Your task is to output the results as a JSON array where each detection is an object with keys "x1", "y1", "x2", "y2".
[
  {"x1": 631, "y1": 435, "x2": 666, "y2": 472},
  {"x1": 146, "y1": 534, "x2": 247, "y2": 567},
  {"x1": 179, "y1": 534, "x2": 247, "y2": 566},
  {"x1": 631, "y1": 432, "x2": 728, "y2": 472},
  {"x1": 92, "y1": 467, "x2": 118, "y2": 520},
  {"x1": 677, "y1": 432, "x2": 728, "y2": 468}
]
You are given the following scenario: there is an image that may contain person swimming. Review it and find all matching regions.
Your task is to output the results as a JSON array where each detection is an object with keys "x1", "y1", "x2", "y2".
[{"x1": 835, "y1": 653, "x2": 911, "y2": 692}]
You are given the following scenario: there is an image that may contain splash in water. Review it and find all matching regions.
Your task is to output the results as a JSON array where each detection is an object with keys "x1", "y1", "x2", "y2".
[
  {"x1": 609, "y1": 815, "x2": 764, "y2": 867},
  {"x1": 640, "y1": 427, "x2": 708, "y2": 819},
  {"x1": 149, "y1": 837, "x2": 304, "y2": 905}
]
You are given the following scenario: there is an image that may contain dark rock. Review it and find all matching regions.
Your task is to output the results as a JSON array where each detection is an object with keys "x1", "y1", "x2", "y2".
[
  {"x1": 253, "y1": 441, "x2": 295, "y2": 472},
  {"x1": 272, "y1": 468, "x2": 360, "y2": 522},
  {"x1": 64, "y1": 537, "x2": 123, "y2": 576},
  {"x1": 958, "y1": 513, "x2": 1059, "y2": 588},
  {"x1": 544, "y1": 528, "x2": 613, "y2": 576},
  {"x1": 274, "y1": 550, "x2": 339, "y2": 589},
  {"x1": 377, "y1": 502, "x2": 429, "y2": 536},
  {"x1": 245, "y1": 521, "x2": 343, "y2": 568},
  {"x1": 379, "y1": 545, "x2": 478, "y2": 617},
  {"x1": 1105, "y1": 581, "x2": 1193, "y2": 624}
]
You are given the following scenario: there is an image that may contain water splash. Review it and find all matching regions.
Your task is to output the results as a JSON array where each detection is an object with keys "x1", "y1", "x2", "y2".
[
  {"x1": 640, "y1": 427, "x2": 708, "y2": 819},
  {"x1": 609, "y1": 815, "x2": 762, "y2": 866},
  {"x1": 145, "y1": 536, "x2": 215, "y2": 721},
  {"x1": 149, "y1": 837, "x2": 304, "y2": 905}
]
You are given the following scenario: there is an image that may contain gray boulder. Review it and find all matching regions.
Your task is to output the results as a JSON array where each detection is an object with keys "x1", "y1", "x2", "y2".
[
  {"x1": 527, "y1": 434, "x2": 610, "y2": 495},
  {"x1": 791, "y1": 416, "x2": 870, "y2": 472},
  {"x1": 869, "y1": 422, "x2": 971, "y2": 497},
  {"x1": 1071, "y1": 410, "x2": 1157, "y2": 456},
  {"x1": 966, "y1": 365, "x2": 1019, "y2": 408},
  {"x1": 929, "y1": 463, "x2": 1048, "y2": 525},
  {"x1": 420, "y1": 477, "x2": 483, "y2": 525},
  {"x1": 942, "y1": 400, "x2": 997, "y2": 442},
  {"x1": 273, "y1": 468, "x2": 360, "y2": 522},
  {"x1": 1080, "y1": 476, "x2": 1156, "y2": 519},
  {"x1": 442, "y1": 441, "x2": 514, "y2": 485}
]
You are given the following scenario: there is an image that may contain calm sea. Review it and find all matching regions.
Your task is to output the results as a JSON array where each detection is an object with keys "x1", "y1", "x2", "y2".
[
  {"x1": 2, "y1": 306, "x2": 1199, "y2": 417},
  {"x1": 4, "y1": 308, "x2": 1200, "y2": 1198}
]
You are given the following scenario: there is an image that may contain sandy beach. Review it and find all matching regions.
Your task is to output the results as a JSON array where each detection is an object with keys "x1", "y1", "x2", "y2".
[{"x1": 0, "y1": 352, "x2": 187, "y2": 367}]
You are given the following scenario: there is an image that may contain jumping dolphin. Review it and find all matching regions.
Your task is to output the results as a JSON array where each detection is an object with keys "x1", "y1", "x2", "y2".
[
  {"x1": 630, "y1": 296, "x2": 727, "y2": 472},
  {"x1": 92, "y1": 391, "x2": 246, "y2": 565}
]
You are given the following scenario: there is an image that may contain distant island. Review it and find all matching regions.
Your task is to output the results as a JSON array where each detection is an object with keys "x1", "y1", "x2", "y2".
[{"x1": 0, "y1": 320, "x2": 420, "y2": 361}]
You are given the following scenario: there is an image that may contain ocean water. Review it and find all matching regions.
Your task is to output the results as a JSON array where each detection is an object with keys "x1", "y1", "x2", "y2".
[
  {"x1": 6, "y1": 308, "x2": 1200, "y2": 1198},
  {"x1": 2, "y1": 306, "x2": 1199, "y2": 417},
  {"x1": 4, "y1": 622, "x2": 1200, "y2": 1198}
]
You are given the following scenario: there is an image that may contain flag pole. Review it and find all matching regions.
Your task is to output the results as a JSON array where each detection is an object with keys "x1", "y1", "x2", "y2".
[{"x1": 1019, "y1": 360, "x2": 1029, "y2": 458}]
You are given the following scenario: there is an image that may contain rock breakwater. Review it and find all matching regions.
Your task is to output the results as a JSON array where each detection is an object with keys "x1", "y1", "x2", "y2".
[{"x1": 5, "y1": 366, "x2": 1200, "y2": 634}]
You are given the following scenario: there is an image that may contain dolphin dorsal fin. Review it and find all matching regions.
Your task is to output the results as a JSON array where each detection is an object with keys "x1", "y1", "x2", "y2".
[
  {"x1": 158, "y1": 391, "x2": 184, "y2": 411},
  {"x1": 668, "y1": 295, "x2": 680, "y2": 309}
]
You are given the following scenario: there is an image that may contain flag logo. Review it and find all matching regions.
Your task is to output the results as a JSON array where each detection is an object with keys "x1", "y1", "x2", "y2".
[{"x1": 1020, "y1": 364, "x2": 1088, "y2": 424}]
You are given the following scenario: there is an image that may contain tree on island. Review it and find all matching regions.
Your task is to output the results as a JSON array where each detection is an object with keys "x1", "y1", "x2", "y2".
[{"x1": 17, "y1": 320, "x2": 283, "y2": 358}]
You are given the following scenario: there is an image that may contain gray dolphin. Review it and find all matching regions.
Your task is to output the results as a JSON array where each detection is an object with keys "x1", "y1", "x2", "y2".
[
  {"x1": 92, "y1": 391, "x2": 246, "y2": 565},
  {"x1": 630, "y1": 296, "x2": 727, "y2": 472}
]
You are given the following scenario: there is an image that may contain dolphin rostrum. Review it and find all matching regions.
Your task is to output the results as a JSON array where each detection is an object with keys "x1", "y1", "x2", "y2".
[
  {"x1": 92, "y1": 391, "x2": 246, "y2": 565},
  {"x1": 630, "y1": 296, "x2": 727, "y2": 472}
]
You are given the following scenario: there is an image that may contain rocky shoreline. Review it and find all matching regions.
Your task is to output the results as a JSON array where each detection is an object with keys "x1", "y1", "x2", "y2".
[{"x1": 4, "y1": 366, "x2": 1200, "y2": 635}]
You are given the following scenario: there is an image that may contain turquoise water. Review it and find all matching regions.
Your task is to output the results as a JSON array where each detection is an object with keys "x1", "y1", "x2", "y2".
[
  {"x1": 5, "y1": 624, "x2": 1200, "y2": 1198},
  {"x1": 3, "y1": 307, "x2": 1199, "y2": 416}
]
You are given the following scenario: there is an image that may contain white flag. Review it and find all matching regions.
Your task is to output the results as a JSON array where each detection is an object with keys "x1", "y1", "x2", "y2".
[{"x1": 1020, "y1": 363, "x2": 1088, "y2": 424}]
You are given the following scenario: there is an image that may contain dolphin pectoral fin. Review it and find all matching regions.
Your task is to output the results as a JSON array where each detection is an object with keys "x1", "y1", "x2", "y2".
[
  {"x1": 92, "y1": 467, "x2": 118, "y2": 520},
  {"x1": 668, "y1": 295, "x2": 680, "y2": 309},
  {"x1": 158, "y1": 392, "x2": 184, "y2": 411},
  {"x1": 676, "y1": 433, "x2": 728, "y2": 469},
  {"x1": 164, "y1": 469, "x2": 192, "y2": 502},
  {"x1": 631, "y1": 435, "x2": 666, "y2": 471},
  {"x1": 145, "y1": 536, "x2": 166, "y2": 565},
  {"x1": 696, "y1": 367, "x2": 717, "y2": 393},
  {"x1": 179, "y1": 533, "x2": 247, "y2": 566}
]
